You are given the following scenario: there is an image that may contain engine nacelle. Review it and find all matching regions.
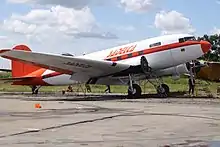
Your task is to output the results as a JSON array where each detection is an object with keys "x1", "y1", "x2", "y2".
[{"x1": 156, "y1": 63, "x2": 190, "y2": 79}]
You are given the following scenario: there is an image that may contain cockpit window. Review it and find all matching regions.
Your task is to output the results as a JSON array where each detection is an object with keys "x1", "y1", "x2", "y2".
[
  {"x1": 149, "y1": 42, "x2": 161, "y2": 48},
  {"x1": 179, "y1": 36, "x2": 196, "y2": 43},
  {"x1": 184, "y1": 36, "x2": 196, "y2": 41}
]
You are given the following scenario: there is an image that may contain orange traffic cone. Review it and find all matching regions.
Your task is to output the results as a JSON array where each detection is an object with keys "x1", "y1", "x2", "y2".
[{"x1": 35, "y1": 103, "x2": 42, "y2": 109}]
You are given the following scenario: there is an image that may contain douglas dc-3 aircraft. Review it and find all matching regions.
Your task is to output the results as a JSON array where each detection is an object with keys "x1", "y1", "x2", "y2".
[{"x1": 0, "y1": 34, "x2": 211, "y2": 98}]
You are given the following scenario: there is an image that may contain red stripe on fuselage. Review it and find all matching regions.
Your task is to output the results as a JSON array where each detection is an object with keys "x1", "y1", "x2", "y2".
[{"x1": 105, "y1": 41, "x2": 200, "y2": 61}]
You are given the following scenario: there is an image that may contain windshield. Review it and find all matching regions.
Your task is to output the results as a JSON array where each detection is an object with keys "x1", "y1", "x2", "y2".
[
  {"x1": 184, "y1": 36, "x2": 196, "y2": 41},
  {"x1": 179, "y1": 36, "x2": 196, "y2": 43}
]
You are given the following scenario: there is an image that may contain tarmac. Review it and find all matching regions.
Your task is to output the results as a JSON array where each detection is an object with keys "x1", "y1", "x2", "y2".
[{"x1": 0, "y1": 93, "x2": 220, "y2": 147}]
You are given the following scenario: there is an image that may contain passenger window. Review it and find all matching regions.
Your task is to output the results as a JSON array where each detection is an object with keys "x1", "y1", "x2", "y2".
[
  {"x1": 149, "y1": 42, "x2": 161, "y2": 48},
  {"x1": 181, "y1": 48, "x2": 185, "y2": 52}
]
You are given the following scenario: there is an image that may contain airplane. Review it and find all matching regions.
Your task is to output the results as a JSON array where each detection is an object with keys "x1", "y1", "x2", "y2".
[{"x1": 0, "y1": 33, "x2": 211, "y2": 98}]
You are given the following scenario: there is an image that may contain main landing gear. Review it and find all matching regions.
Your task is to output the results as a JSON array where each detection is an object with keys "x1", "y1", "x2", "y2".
[
  {"x1": 127, "y1": 56, "x2": 170, "y2": 98},
  {"x1": 31, "y1": 85, "x2": 41, "y2": 94},
  {"x1": 127, "y1": 74, "x2": 142, "y2": 98}
]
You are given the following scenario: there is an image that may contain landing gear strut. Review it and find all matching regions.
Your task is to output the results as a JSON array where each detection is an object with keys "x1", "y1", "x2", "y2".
[
  {"x1": 126, "y1": 56, "x2": 170, "y2": 98},
  {"x1": 140, "y1": 56, "x2": 170, "y2": 98},
  {"x1": 31, "y1": 86, "x2": 41, "y2": 95},
  {"x1": 127, "y1": 74, "x2": 142, "y2": 99}
]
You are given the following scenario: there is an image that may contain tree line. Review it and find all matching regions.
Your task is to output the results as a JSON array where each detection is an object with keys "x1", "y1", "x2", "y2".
[{"x1": 198, "y1": 34, "x2": 220, "y2": 61}]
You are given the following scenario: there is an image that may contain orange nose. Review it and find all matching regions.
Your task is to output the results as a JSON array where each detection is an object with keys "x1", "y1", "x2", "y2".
[{"x1": 200, "y1": 40, "x2": 211, "y2": 53}]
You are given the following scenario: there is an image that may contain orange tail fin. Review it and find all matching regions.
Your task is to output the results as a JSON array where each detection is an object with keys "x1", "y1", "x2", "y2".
[{"x1": 12, "y1": 45, "x2": 42, "y2": 77}]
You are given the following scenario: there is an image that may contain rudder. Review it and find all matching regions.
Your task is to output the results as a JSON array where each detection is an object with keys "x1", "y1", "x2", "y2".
[{"x1": 12, "y1": 45, "x2": 41, "y2": 77}]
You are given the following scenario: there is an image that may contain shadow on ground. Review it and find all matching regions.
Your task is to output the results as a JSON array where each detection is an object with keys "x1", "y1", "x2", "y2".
[{"x1": 66, "y1": 92, "x2": 216, "y2": 101}]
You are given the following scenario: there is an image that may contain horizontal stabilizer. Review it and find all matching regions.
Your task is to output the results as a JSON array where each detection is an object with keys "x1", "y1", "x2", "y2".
[
  {"x1": 0, "y1": 76, "x2": 34, "y2": 83},
  {"x1": 0, "y1": 69, "x2": 11, "y2": 72}
]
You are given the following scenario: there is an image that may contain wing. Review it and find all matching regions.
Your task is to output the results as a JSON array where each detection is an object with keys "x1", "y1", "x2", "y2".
[
  {"x1": 0, "y1": 77, "x2": 34, "y2": 83},
  {"x1": 0, "y1": 49, "x2": 130, "y2": 82}
]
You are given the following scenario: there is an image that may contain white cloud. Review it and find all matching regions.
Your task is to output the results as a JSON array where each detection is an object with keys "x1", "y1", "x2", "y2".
[
  {"x1": 7, "y1": 0, "x2": 30, "y2": 3},
  {"x1": 154, "y1": 10, "x2": 195, "y2": 35},
  {"x1": 0, "y1": 4, "x2": 121, "y2": 67},
  {"x1": 120, "y1": 0, "x2": 153, "y2": 13},
  {"x1": 3, "y1": 6, "x2": 95, "y2": 34},
  {"x1": 7, "y1": 0, "x2": 109, "y2": 9},
  {"x1": 1, "y1": 6, "x2": 116, "y2": 40},
  {"x1": 8, "y1": 0, "x2": 155, "y2": 13},
  {"x1": 67, "y1": 32, "x2": 118, "y2": 39}
]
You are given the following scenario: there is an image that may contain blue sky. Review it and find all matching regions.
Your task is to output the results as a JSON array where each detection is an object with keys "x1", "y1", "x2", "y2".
[{"x1": 0, "y1": 0, "x2": 219, "y2": 68}]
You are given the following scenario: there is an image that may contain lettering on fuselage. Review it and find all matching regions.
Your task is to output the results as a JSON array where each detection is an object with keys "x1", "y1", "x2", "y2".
[
  {"x1": 106, "y1": 44, "x2": 137, "y2": 58},
  {"x1": 64, "y1": 62, "x2": 92, "y2": 68}
]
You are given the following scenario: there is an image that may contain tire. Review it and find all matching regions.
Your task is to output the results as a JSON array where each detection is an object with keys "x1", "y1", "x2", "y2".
[
  {"x1": 161, "y1": 84, "x2": 170, "y2": 94},
  {"x1": 157, "y1": 84, "x2": 170, "y2": 97},
  {"x1": 32, "y1": 86, "x2": 36, "y2": 95},
  {"x1": 31, "y1": 86, "x2": 39, "y2": 95},
  {"x1": 35, "y1": 89, "x2": 39, "y2": 94},
  {"x1": 128, "y1": 84, "x2": 142, "y2": 99}
]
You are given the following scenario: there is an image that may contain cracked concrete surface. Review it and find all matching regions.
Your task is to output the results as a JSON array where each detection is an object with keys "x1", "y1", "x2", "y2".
[{"x1": 0, "y1": 96, "x2": 220, "y2": 146}]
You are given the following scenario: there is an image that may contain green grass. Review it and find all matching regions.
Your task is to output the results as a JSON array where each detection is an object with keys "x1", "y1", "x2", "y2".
[
  {"x1": 0, "y1": 72, "x2": 219, "y2": 96},
  {"x1": 0, "y1": 72, "x2": 11, "y2": 78}
]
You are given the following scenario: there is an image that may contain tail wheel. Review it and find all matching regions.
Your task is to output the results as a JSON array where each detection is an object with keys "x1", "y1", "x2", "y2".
[
  {"x1": 157, "y1": 84, "x2": 170, "y2": 97},
  {"x1": 34, "y1": 89, "x2": 39, "y2": 95},
  {"x1": 128, "y1": 84, "x2": 142, "y2": 99},
  {"x1": 32, "y1": 86, "x2": 36, "y2": 94},
  {"x1": 32, "y1": 86, "x2": 39, "y2": 94}
]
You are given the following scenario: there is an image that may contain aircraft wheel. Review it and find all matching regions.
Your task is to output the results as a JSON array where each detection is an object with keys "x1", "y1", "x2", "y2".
[
  {"x1": 128, "y1": 84, "x2": 142, "y2": 99},
  {"x1": 32, "y1": 86, "x2": 39, "y2": 95},
  {"x1": 157, "y1": 84, "x2": 170, "y2": 98},
  {"x1": 34, "y1": 89, "x2": 39, "y2": 95},
  {"x1": 161, "y1": 84, "x2": 170, "y2": 94},
  {"x1": 32, "y1": 86, "x2": 37, "y2": 95}
]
